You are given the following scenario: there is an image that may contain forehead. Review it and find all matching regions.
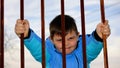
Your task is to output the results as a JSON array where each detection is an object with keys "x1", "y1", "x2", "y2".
[{"x1": 53, "y1": 30, "x2": 77, "y2": 38}]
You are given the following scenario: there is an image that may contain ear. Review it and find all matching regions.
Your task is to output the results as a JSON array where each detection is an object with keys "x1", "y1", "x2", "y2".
[
  {"x1": 49, "y1": 36, "x2": 54, "y2": 43},
  {"x1": 77, "y1": 32, "x2": 80, "y2": 36},
  {"x1": 77, "y1": 32, "x2": 80, "y2": 41}
]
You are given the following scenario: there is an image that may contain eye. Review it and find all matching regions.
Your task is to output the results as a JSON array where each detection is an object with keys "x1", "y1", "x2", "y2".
[
  {"x1": 56, "y1": 39, "x2": 62, "y2": 42},
  {"x1": 69, "y1": 37, "x2": 74, "y2": 39},
  {"x1": 68, "y1": 37, "x2": 74, "y2": 40}
]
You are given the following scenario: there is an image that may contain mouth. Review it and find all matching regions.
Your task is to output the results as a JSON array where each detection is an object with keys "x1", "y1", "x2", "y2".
[
  {"x1": 59, "y1": 47, "x2": 74, "y2": 54},
  {"x1": 66, "y1": 47, "x2": 71, "y2": 50},
  {"x1": 60, "y1": 47, "x2": 71, "y2": 51}
]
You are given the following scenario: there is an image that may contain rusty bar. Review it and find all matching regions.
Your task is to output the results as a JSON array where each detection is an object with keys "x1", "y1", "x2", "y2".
[
  {"x1": 100, "y1": 0, "x2": 109, "y2": 68},
  {"x1": 80, "y1": 0, "x2": 87, "y2": 68},
  {"x1": 20, "y1": 0, "x2": 25, "y2": 68},
  {"x1": 61, "y1": 0, "x2": 66, "y2": 68},
  {"x1": 41, "y1": 0, "x2": 46, "y2": 68},
  {"x1": 0, "y1": 0, "x2": 4, "y2": 68}
]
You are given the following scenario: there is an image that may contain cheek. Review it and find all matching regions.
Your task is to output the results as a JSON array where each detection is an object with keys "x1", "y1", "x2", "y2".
[
  {"x1": 69, "y1": 40, "x2": 78, "y2": 46},
  {"x1": 54, "y1": 42, "x2": 62, "y2": 49}
]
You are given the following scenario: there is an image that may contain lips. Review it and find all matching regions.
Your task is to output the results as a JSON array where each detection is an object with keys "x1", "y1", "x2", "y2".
[
  {"x1": 65, "y1": 47, "x2": 71, "y2": 49},
  {"x1": 60, "y1": 46, "x2": 71, "y2": 49}
]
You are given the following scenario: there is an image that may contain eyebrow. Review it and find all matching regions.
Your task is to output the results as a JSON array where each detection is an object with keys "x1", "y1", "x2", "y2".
[{"x1": 67, "y1": 35, "x2": 76, "y2": 39}]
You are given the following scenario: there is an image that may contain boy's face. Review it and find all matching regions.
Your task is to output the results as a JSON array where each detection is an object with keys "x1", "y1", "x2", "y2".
[{"x1": 51, "y1": 30, "x2": 79, "y2": 54}]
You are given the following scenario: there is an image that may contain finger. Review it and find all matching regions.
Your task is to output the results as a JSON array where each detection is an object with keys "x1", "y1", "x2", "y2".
[
  {"x1": 23, "y1": 19, "x2": 30, "y2": 29},
  {"x1": 15, "y1": 27, "x2": 24, "y2": 34},
  {"x1": 15, "y1": 22, "x2": 25, "y2": 32},
  {"x1": 16, "y1": 19, "x2": 24, "y2": 29},
  {"x1": 15, "y1": 24, "x2": 24, "y2": 30},
  {"x1": 103, "y1": 23, "x2": 110, "y2": 32},
  {"x1": 103, "y1": 20, "x2": 108, "y2": 26},
  {"x1": 23, "y1": 19, "x2": 29, "y2": 23},
  {"x1": 104, "y1": 25, "x2": 110, "y2": 30},
  {"x1": 17, "y1": 19, "x2": 24, "y2": 24},
  {"x1": 103, "y1": 32, "x2": 110, "y2": 38},
  {"x1": 103, "y1": 28, "x2": 111, "y2": 36},
  {"x1": 103, "y1": 28, "x2": 110, "y2": 33},
  {"x1": 102, "y1": 21, "x2": 110, "y2": 30},
  {"x1": 23, "y1": 19, "x2": 29, "y2": 25},
  {"x1": 16, "y1": 19, "x2": 25, "y2": 26}
]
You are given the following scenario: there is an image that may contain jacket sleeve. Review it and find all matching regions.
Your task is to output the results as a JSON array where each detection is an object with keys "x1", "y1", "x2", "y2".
[
  {"x1": 24, "y1": 29, "x2": 50, "y2": 64},
  {"x1": 86, "y1": 31, "x2": 103, "y2": 63}
]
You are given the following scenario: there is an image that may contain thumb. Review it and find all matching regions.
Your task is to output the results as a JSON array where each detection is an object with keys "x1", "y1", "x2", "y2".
[{"x1": 103, "y1": 20, "x2": 108, "y2": 25}]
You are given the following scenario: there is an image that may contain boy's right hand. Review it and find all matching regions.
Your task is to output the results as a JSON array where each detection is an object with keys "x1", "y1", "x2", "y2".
[{"x1": 15, "y1": 19, "x2": 30, "y2": 38}]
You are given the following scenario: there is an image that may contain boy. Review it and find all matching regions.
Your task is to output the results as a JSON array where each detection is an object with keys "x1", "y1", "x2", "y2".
[{"x1": 15, "y1": 15, "x2": 111, "y2": 68}]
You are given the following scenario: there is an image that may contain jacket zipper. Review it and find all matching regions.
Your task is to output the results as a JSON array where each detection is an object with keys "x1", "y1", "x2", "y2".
[{"x1": 75, "y1": 54, "x2": 79, "y2": 68}]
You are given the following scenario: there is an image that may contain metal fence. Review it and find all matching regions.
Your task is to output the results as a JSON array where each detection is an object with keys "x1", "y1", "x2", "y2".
[{"x1": 0, "y1": 0, "x2": 109, "y2": 68}]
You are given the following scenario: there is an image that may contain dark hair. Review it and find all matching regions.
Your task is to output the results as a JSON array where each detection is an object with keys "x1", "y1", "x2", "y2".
[{"x1": 49, "y1": 15, "x2": 78, "y2": 39}]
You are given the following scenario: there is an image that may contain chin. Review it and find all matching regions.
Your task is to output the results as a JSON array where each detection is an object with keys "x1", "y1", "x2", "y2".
[
  {"x1": 59, "y1": 49, "x2": 73, "y2": 54},
  {"x1": 66, "y1": 51, "x2": 73, "y2": 54}
]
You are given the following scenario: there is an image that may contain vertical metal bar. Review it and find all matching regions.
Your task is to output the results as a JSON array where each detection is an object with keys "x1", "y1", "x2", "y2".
[
  {"x1": 100, "y1": 0, "x2": 109, "y2": 68},
  {"x1": 61, "y1": 0, "x2": 66, "y2": 68},
  {"x1": 0, "y1": 0, "x2": 4, "y2": 68},
  {"x1": 20, "y1": 0, "x2": 25, "y2": 68},
  {"x1": 41, "y1": 0, "x2": 46, "y2": 68},
  {"x1": 80, "y1": 0, "x2": 87, "y2": 68}
]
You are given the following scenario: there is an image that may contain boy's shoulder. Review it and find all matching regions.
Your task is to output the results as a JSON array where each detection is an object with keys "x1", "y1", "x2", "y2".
[{"x1": 79, "y1": 31, "x2": 103, "y2": 42}]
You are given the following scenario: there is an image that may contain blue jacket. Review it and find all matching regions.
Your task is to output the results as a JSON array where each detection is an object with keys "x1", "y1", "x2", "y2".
[{"x1": 24, "y1": 30, "x2": 103, "y2": 68}]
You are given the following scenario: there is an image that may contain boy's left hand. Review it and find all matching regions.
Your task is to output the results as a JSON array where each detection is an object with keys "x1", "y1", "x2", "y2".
[{"x1": 96, "y1": 20, "x2": 111, "y2": 39}]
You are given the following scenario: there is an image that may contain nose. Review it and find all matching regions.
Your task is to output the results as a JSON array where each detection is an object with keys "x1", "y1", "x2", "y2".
[{"x1": 65, "y1": 40, "x2": 69, "y2": 47}]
